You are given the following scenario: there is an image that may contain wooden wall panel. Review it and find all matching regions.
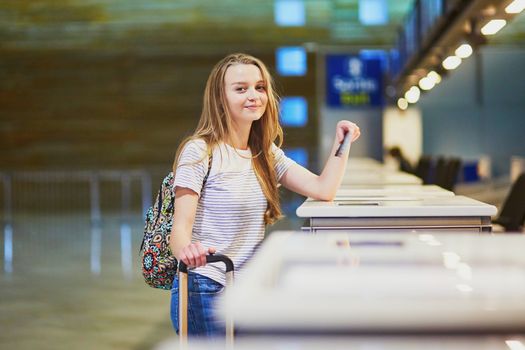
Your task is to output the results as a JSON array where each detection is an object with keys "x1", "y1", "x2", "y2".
[{"x1": 0, "y1": 50, "x2": 318, "y2": 171}]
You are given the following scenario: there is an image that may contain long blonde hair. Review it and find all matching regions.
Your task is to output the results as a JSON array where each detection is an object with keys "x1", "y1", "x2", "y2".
[{"x1": 173, "y1": 53, "x2": 284, "y2": 225}]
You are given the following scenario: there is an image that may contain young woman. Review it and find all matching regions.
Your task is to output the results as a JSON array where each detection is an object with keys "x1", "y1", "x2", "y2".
[{"x1": 169, "y1": 53, "x2": 360, "y2": 336}]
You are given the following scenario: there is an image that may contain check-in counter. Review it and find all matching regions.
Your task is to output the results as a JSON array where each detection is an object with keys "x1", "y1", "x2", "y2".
[
  {"x1": 342, "y1": 171, "x2": 423, "y2": 186},
  {"x1": 311, "y1": 185, "x2": 454, "y2": 201},
  {"x1": 157, "y1": 335, "x2": 525, "y2": 350},
  {"x1": 297, "y1": 196, "x2": 497, "y2": 232},
  {"x1": 215, "y1": 231, "x2": 525, "y2": 335},
  {"x1": 346, "y1": 157, "x2": 385, "y2": 171}
]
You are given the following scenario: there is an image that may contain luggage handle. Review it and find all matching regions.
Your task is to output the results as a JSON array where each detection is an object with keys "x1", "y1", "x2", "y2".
[
  {"x1": 178, "y1": 253, "x2": 234, "y2": 346},
  {"x1": 178, "y1": 253, "x2": 234, "y2": 273}
]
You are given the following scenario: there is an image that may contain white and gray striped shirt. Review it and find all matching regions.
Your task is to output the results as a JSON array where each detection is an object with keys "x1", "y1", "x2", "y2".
[{"x1": 174, "y1": 139, "x2": 295, "y2": 286}]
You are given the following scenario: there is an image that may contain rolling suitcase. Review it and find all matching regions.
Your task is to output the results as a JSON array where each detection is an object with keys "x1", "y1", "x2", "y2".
[{"x1": 178, "y1": 254, "x2": 234, "y2": 346}]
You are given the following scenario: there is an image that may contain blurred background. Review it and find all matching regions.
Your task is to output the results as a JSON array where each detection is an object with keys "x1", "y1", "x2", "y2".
[{"x1": 1, "y1": 0, "x2": 524, "y2": 349}]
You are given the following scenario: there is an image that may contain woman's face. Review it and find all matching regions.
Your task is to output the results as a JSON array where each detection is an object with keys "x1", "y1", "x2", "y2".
[{"x1": 223, "y1": 63, "x2": 268, "y2": 126}]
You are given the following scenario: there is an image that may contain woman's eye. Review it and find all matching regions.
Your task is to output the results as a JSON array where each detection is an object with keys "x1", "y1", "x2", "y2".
[
  {"x1": 256, "y1": 85, "x2": 266, "y2": 91},
  {"x1": 236, "y1": 87, "x2": 246, "y2": 92}
]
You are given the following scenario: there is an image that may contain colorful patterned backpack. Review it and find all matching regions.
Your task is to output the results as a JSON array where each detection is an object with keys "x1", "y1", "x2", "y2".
[{"x1": 141, "y1": 155, "x2": 212, "y2": 290}]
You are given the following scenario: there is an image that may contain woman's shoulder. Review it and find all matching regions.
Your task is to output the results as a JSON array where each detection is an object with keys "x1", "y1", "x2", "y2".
[
  {"x1": 270, "y1": 142, "x2": 285, "y2": 155},
  {"x1": 185, "y1": 137, "x2": 207, "y2": 148},
  {"x1": 179, "y1": 138, "x2": 209, "y2": 161},
  {"x1": 182, "y1": 138, "x2": 208, "y2": 152}
]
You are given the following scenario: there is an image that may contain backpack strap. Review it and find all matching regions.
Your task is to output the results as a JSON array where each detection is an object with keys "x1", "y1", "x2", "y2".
[
  {"x1": 202, "y1": 150, "x2": 213, "y2": 187},
  {"x1": 158, "y1": 150, "x2": 212, "y2": 203},
  {"x1": 140, "y1": 151, "x2": 213, "y2": 253},
  {"x1": 154, "y1": 150, "x2": 212, "y2": 225}
]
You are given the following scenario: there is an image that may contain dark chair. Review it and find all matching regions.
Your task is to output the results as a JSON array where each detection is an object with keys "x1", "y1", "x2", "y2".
[
  {"x1": 414, "y1": 156, "x2": 432, "y2": 184},
  {"x1": 433, "y1": 157, "x2": 462, "y2": 191},
  {"x1": 388, "y1": 146, "x2": 414, "y2": 174},
  {"x1": 493, "y1": 173, "x2": 525, "y2": 232},
  {"x1": 434, "y1": 157, "x2": 448, "y2": 189},
  {"x1": 443, "y1": 157, "x2": 462, "y2": 191}
]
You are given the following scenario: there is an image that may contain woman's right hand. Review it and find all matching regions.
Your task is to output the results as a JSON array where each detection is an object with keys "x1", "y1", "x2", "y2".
[{"x1": 178, "y1": 241, "x2": 216, "y2": 268}]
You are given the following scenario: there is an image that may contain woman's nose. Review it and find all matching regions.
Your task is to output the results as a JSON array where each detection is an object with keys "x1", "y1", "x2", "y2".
[{"x1": 247, "y1": 88, "x2": 258, "y2": 100}]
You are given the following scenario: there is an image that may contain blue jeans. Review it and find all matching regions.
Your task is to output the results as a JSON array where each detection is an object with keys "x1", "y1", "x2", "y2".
[{"x1": 170, "y1": 272, "x2": 225, "y2": 337}]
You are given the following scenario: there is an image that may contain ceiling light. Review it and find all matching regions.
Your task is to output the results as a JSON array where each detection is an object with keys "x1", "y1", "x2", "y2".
[
  {"x1": 427, "y1": 71, "x2": 441, "y2": 84},
  {"x1": 397, "y1": 97, "x2": 408, "y2": 110},
  {"x1": 274, "y1": 0, "x2": 306, "y2": 26},
  {"x1": 455, "y1": 44, "x2": 473, "y2": 58},
  {"x1": 359, "y1": 0, "x2": 388, "y2": 26},
  {"x1": 481, "y1": 19, "x2": 507, "y2": 35},
  {"x1": 442, "y1": 55, "x2": 462, "y2": 70},
  {"x1": 405, "y1": 86, "x2": 420, "y2": 104},
  {"x1": 419, "y1": 77, "x2": 435, "y2": 90},
  {"x1": 505, "y1": 0, "x2": 525, "y2": 14}
]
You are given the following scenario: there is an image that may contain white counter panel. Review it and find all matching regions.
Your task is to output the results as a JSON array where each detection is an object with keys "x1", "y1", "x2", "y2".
[
  {"x1": 217, "y1": 231, "x2": 525, "y2": 333},
  {"x1": 342, "y1": 171, "x2": 423, "y2": 185},
  {"x1": 157, "y1": 336, "x2": 525, "y2": 350},
  {"x1": 297, "y1": 195, "x2": 497, "y2": 217},
  {"x1": 331, "y1": 185, "x2": 454, "y2": 198}
]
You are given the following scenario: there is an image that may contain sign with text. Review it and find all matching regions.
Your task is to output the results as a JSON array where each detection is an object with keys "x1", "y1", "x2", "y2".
[{"x1": 326, "y1": 55, "x2": 383, "y2": 107}]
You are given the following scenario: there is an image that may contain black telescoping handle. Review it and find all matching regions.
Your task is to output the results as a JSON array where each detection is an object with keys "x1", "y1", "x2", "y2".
[
  {"x1": 178, "y1": 253, "x2": 234, "y2": 273},
  {"x1": 178, "y1": 253, "x2": 235, "y2": 344}
]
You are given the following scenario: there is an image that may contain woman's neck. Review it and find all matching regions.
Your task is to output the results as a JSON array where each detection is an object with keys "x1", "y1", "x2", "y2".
[{"x1": 228, "y1": 121, "x2": 252, "y2": 150}]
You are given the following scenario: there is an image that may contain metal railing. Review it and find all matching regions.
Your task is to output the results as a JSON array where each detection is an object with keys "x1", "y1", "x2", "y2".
[
  {"x1": 1, "y1": 170, "x2": 153, "y2": 219},
  {"x1": 0, "y1": 169, "x2": 158, "y2": 278}
]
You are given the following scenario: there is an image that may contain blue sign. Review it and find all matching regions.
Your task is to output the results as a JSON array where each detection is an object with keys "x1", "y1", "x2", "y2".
[{"x1": 326, "y1": 55, "x2": 383, "y2": 107}]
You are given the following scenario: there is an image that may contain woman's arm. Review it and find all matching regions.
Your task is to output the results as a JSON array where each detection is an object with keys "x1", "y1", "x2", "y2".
[
  {"x1": 169, "y1": 187, "x2": 215, "y2": 268},
  {"x1": 280, "y1": 120, "x2": 360, "y2": 201}
]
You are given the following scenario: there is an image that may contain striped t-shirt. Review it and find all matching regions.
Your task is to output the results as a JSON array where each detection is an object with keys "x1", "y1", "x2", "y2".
[{"x1": 174, "y1": 139, "x2": 295, "y2": 286}]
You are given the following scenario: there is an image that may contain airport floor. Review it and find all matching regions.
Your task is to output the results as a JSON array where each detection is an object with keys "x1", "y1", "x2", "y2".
[
  {"x1": 0, "y1": 210, "x2": 301, "y2": 349},
  {"x1": 0, "y1": 178, "x2": 512, "y2": 349}
]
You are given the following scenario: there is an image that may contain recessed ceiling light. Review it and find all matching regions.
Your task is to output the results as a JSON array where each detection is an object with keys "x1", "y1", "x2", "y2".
[
  {"x1": 405, "y1": 86, "x2": 420, "y2": 104},
  {"x1": 455, "y1": 44, "x2": 473, "y2": 58},
  {"x1": 442, "y1": 56, "x2": 461, "y2": 70},
  {"x1": 419, "y1": 77, "x2": 435, "y2": 90},
  {"x1": 397, "y1": 97, "x2": 408, "y2": 110},
  {"x1": 481, "y1": 19, "x2": 507, "y2": 35},
  {"x1": 427, "y1": 71, "x2": 442, "y2": 84},
  {"x1": 505, "y1": 0, "x2": 525, "y2": 14}
]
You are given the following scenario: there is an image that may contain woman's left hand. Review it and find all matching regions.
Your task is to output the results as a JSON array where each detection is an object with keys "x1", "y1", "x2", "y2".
[{"x1": 336, "y1": 120, "x2": 361, "y2": 143}]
